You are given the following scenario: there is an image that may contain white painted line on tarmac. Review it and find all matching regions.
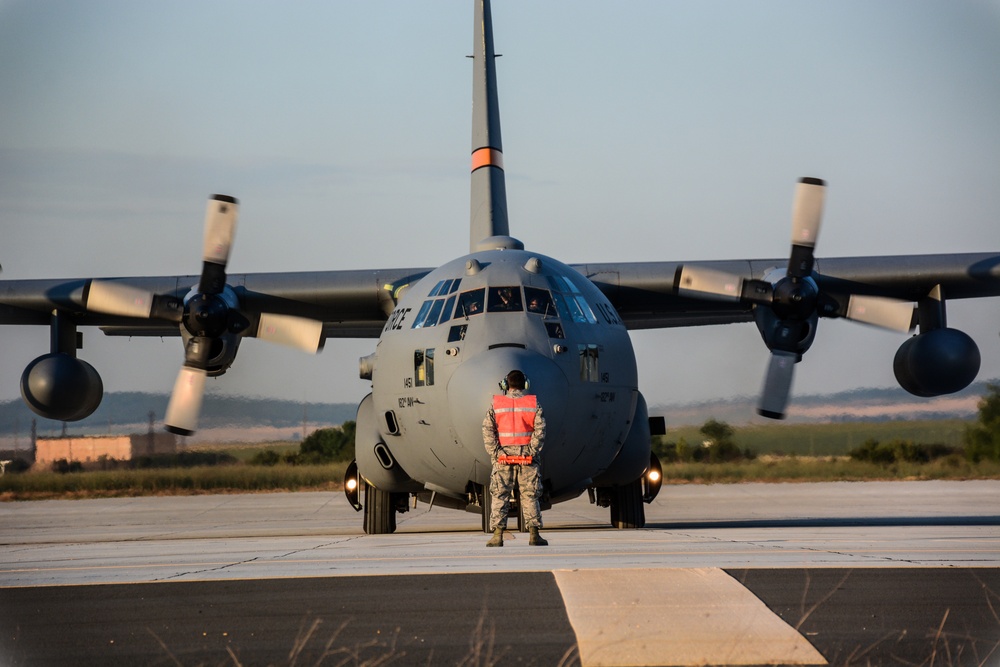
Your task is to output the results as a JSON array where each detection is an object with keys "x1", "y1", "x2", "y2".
[{"x1": 553, "y1": 567, "x2": 827, "y2": 667}]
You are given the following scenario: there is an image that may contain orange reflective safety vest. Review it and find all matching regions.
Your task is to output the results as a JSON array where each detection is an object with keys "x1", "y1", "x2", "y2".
[{"x1": 492, "y1": 394, "x2": 538, "y2": 446}]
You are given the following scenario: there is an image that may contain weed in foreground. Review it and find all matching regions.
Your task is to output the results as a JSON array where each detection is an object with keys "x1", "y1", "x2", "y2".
[{"x1": 146, "y1": 608, "x2": 580, "y2": 667}]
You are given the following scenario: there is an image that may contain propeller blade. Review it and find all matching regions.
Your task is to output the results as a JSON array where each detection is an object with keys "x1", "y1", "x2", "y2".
[
  {"x1": 164, "y1": 365, "x2": 207, "y2": 436},
  {"x1": 845, "y1": 295, "x2": 915, "y2": 332},
  {"x1": 86, "y1": 280, "x2": 155, "y2": 318},
  {"x1": 757, "y1": 349, "x2": 797, "y2": 419},
  {"x1": 199, "y1": 195, "x2": 239, "y2": 295},
  {"x1": 674, "y1": 266, "x2": 773, "y2": 304},
  {"x1": 675, "y1": 266, "x2": 743, "y2": 301},
  {"x1": 254, "y1": 313, "x2": 325, "y2": 352},
  {"x1": 85, "y1": 280, "x2": 183, "y2": 321},
  {"x1": 788, "y1": 177, "x2": 826, "y2": 278}
]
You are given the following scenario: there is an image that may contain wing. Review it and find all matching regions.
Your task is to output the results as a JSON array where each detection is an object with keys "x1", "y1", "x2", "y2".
[
  {"x1": 0, "y1": 194, "x2": 434, "y2": 434},
  {"x1": 579, "y1": 252, "x2": 1000, "y2": 330},
  {"x1": 0, "y1": 268, "x2": 431, "y2": 337},
  {"x1": 575, "y1": 178, "x2": 999, "y2": 419},
  {"x1": 578, "y1": 251, "x2": 1000, "y2": 419}
]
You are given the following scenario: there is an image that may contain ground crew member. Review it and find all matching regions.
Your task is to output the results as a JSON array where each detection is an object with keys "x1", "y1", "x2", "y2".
[{"x1": 482, "y1": 369, "x2": 547, "y2": 547}]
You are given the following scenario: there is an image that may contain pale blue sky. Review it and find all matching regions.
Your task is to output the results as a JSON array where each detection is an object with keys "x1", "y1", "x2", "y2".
[{"x1": 2, "y1": 1, "x2": 999, "y2": 415}]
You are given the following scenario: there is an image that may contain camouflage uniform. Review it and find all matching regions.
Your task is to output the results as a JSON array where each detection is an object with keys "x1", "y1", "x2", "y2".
[{"x1": 483, "y1": 389, "x2": 545, "y2": 530}]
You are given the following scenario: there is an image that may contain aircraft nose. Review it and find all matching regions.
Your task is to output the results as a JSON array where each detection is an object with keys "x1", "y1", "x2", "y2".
[{"x1": 447, "y1": 347, "x2": 569, "y2": 460}]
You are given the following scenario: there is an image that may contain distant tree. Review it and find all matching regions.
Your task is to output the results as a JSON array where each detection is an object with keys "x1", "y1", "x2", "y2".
[
  {"x1": 299, "y1": 422, "x2": 356, "y2": 463},
  {"x1": 697, "y1": 419, "x2": 746, "y2": 463},
  {"x1": 699, "y1": 419, "x2": 734, "y2": 448},
  {"x1": 965, "y1": 383, "x2": 1000, "y2": 462}
]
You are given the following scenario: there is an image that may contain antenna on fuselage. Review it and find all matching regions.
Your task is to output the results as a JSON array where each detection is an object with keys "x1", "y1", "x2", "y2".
[{"x1": 469, "y1": 0, "x2": 509, "y2": 251}]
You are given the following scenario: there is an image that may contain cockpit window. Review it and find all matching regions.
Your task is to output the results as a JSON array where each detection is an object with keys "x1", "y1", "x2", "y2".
[
  {"x1": 547, "y1": 275, "x2": 580, "y2": 294},
  {"x1": 428, "y1": 278, "x2": 461, "y2": 297},
  {"x1": 545, "y1": 322, "x2": 565, "y2": 339},
  {"x1": 487, "y1": 286, "x2": 523, "y2": 312},
  {"x1": 426, "y1": 299, "x2": 445, "y2": 326},
  {"x1": 549, "y1": 278, "x2": 597, "y2": 324},
  {"x1": 524, "y1": 287, "x2": 555, "y2": 317},
  {"x1": 413, "y1": 279, "x2": 465, "y2": 328},
  {"x1": 411, "y1": 300, "x2": 434, "y2": 328},
  {"x1": 439, "y1": 295, "x2": 456, "y2": 325},
  {"x1": 455, "y1": 288, "x2": 485, "y2": 318}
]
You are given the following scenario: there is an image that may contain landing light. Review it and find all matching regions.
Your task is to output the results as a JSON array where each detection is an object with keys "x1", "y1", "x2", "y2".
[
  {"x1": 344, "y1": 460, "x2": 362, "y2": 512},
  {"x1": 641, "y1": 453, "x2": 663, "y2": 504}
]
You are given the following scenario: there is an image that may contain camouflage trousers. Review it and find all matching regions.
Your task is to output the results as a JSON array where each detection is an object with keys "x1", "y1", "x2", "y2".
[{"x1": 488, "y1": 447, "x2": 542, "y2": 530}]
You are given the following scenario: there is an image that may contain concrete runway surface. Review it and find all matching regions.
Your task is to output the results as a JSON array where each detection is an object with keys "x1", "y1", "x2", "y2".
[{"x1": 1, "y1": 480, "x2": 999, "y2": 666}]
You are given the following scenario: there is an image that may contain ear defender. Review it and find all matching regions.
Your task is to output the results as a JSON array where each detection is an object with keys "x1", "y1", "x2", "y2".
[{"x1": 499, "y1": 371, "x2": 530, "y2": 393}]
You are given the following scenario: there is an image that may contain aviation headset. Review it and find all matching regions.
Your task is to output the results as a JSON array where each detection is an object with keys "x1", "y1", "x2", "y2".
[{"x1": 499, "y1": 370, "x2": 530, "y2": 393}]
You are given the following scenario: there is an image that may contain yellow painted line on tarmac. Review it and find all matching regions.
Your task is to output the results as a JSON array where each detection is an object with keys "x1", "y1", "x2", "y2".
[{"x1": 553, "y1": 568, "x2": 827, "y2": 667}]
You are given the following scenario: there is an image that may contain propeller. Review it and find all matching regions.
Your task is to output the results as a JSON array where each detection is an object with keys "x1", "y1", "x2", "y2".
[
  {"x1": 85, "y1": 195, "x2": 324, "y2": 435},
  {"x1": 674, "y1": 178, "x2": 914, "y2": 419}
]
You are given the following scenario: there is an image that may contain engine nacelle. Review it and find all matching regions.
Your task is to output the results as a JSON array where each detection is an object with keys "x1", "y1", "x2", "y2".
[
  {"x1": 180, "y1": 329, "x2": 242, "y2": 377},
  {"x1": 893, "y1": 328, "x2": 980, "y2": 397},
  {"x1": 21, "y1": 353, "x2": 103, "y2": 421}
]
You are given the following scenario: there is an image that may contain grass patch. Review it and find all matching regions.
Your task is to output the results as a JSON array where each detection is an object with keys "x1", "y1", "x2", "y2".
[
  {"x1": 186, "y1": 441, "x2": 301, "y2": 463},
  {"x1": 663, "y1": 419, "x2": 972, "y2": 457},
  {"x1": 0, "y1": 462, "x2": 348, "y2": 501}
]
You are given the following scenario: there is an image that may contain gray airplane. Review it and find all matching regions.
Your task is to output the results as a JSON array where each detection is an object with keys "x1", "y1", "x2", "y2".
[{"x1": 2, "y1": 1, "x2": 997, "y2": 534}]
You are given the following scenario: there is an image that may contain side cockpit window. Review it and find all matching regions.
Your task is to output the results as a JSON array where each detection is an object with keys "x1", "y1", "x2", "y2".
[
  {"x1": 455, "y1": 288, "x2": 485, "y2": 318},
  {"x1": 547, "y1": 275, "x2": 597, "y2": 324}
]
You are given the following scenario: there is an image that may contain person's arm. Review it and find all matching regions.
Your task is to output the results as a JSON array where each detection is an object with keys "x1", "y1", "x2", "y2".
[
  {"x1": 483, "y1": 408, "x2": 500, "y2": 460},
  {"x1": 530, "y1": 406, "x2": 546, "y2": 458}
]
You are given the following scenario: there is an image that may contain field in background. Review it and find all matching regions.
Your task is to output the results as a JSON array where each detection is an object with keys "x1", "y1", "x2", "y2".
[
  {"x1": 663, "y1": 419, "x2": 972, "y2": 456},
  {"x1": 4, "y1": 418, "x2": 998, "y2": 500}
]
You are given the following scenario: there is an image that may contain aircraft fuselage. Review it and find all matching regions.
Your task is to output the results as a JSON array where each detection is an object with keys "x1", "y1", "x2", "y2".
[{"x1": 358, "y1": 243, "x2": 642, "y2": 510}]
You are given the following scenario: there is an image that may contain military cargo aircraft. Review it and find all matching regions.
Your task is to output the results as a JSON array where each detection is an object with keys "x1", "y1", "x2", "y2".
[{"x1": 2, "y1": 1, "x2": 998, "y2": 534}]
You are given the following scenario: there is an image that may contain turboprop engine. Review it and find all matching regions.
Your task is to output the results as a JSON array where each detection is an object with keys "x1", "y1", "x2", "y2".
[
  {"x1": 20, "y1": 353, "x2": 103, "y2": 422},
  {"x1": 893, "y1": 328, "x2": 980, "y2": 397}
]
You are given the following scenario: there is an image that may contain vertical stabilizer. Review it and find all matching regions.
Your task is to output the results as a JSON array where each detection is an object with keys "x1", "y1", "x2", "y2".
[{"x1": 470, "y1": 0, "x2": 509, "y2": 251}]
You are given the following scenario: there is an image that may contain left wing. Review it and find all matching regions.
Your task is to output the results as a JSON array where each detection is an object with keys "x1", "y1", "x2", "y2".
[
  {"x1": 579, "y1": 252, "x2": 1000, "y2": 329},
  {"x1": 576, "y1": 177, "x2": 1000, "y2": 418}
]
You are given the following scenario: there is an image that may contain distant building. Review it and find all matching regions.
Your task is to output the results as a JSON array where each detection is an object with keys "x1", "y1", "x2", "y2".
[{"x1": 34, "y1": 433, "x2": 177, "y2": 467}]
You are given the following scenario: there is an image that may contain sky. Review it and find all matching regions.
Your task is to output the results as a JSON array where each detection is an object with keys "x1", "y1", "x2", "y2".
[{"x1": 2, "y1": 0, "x2": 1000, "y2": 419}]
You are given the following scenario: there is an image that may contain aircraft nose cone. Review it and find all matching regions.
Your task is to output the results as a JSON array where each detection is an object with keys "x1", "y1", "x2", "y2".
[{"x1": 447, "y1": 348, "x2": 569, "y2": 462}]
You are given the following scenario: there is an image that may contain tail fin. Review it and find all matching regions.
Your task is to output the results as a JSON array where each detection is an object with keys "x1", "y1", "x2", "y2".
[{"x1": 469, "y1": 0, "x2": 510, "y2": 251}]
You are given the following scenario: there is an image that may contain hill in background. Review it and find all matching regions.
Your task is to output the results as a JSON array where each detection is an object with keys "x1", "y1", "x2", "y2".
[
  {"x1": 0, "y1": 381, "x2": 990, "y2": 448},
  {"x1": 0, "y1": 392, "x2": 357, "y2": 447},
  {"x1": 651, "y1": 383, "x2": 987, "y2": 426}
]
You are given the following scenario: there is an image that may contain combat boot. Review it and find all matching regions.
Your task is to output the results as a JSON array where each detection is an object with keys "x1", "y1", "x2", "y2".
[
  {"x1": 528, "y1": 527, "x2": 548, "y2": 546},
  {"x1": 486, "y1": 528, "x2": 504, "y2": 547}
]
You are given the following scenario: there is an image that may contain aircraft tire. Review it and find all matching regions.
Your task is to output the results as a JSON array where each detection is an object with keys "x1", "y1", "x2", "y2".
[
  {"x1": 609, "y1": 478, "x2": 645, "y2": 529},
  {"x1": 363, "y1": 483, "x2": 397, "y2": 535}
]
